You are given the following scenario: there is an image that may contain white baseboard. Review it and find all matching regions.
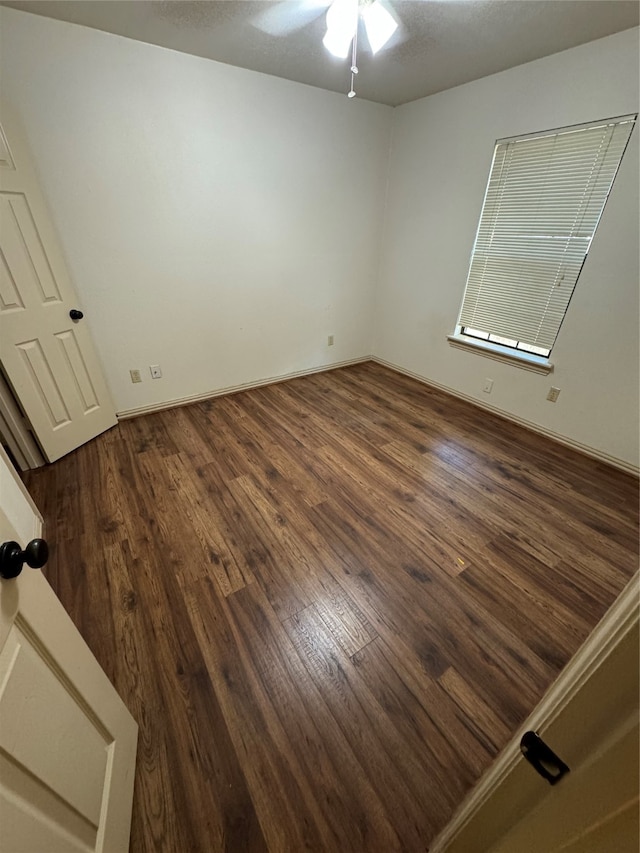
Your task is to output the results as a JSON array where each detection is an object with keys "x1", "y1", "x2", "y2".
[
  {"x1": 370, "y1": 356, "x2": 639, "y2": 477},
  {"x1": 428, "y1": 571, "x2": 639, "y2": 852},
  {"x1": 116, "y1": 357, "x2": 369, "y2": 420}
]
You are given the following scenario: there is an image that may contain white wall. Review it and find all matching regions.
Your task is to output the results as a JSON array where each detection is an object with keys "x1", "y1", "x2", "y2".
[
  {"x1": 375, "y1": 28, "x2": 640, "y2": 469},
  {"x1": 0, "y1": 7, "x2": 392, "y2": 413}
]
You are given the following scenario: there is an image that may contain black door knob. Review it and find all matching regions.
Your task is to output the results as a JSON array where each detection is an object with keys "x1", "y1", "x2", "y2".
[
  {"x1": 69, "y1": 309, "x2": 84, "y2": 320},
  {"x1": 0, "y1": 539, "x2": 49, "y2": 579}
]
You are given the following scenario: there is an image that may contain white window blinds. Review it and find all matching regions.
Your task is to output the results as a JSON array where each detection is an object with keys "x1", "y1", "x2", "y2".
[{"x1": 458, "y1": 116, "x2": 636, "y2": 351}]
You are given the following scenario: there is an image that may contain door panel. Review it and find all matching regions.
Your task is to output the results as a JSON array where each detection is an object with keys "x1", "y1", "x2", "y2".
[
  {"x1": 0, "y1": 104, "x2": 117, "y2": 462},
  {"x1": 0, "y1": 240, "x2": 25, "y2": 311},
  {"x1": 55, "y1": 329, "x2": 100, "y2": 411},
  {"x1": 0, "y1": 625, "x2": 110, "y2": 826},
  {"x1": 0, "y1": 779, "x2": 91, "y2": 853},
  {"x1": 16, "y1": 337, "x2": 72, "y2": 428},
  {"x1": 1, "y1": 192, "x2": 63, "y2": 306},
  {"x1": 0, "y1": 447, "x2": 137, "y2": 852}
]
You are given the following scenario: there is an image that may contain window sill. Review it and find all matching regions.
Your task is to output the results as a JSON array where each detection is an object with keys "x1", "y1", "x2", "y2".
[{"x1": 447, "y1": 334, "x2": 554, "y2": 374}]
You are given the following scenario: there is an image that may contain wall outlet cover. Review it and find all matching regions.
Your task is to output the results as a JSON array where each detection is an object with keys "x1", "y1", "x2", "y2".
[{"x1": 130, "y1": 369, "x2": 142, "y2": 384}]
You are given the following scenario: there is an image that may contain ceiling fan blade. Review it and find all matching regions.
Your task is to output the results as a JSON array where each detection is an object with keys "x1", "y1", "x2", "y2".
[
  {"x1": 252, "y1": 0, "x2": 330, "y2": 37},
  {"x1": 362, "y1": 0, "x2": 399, "y2": 55}
]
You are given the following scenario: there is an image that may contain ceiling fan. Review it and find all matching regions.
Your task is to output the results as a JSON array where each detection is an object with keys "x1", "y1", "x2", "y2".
[{"x1": 254, "y1": 0, "x2": 401, "y2": 98}]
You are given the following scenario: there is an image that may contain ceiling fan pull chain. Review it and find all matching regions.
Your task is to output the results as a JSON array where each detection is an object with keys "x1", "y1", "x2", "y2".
[{"x1": 348, "y1": 18, "x2": 358, "y2": 98}]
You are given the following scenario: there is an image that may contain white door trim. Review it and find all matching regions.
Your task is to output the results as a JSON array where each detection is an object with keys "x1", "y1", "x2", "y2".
[{"x1": 429, "y1": 571, "x2": 639, "y2": 853}]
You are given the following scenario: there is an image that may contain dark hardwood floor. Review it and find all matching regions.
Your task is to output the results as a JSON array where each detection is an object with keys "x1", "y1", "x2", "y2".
[{"x1": 24, "y1": 361, "x2": 638, "y2": 852}]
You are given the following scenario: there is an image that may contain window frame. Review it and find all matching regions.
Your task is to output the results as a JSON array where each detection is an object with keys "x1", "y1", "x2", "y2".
[{"x1": 449, "y1": 114, "x2": 637, "y2": 372}]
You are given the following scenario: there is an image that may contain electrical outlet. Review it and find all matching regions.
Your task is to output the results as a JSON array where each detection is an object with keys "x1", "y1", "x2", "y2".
[
  {"x1": 483, "y1": 378, "x2": 493, "y2": 394},
  {"x1": 328, "y1": 335, "x2": 334, "y2": 346},
  {"x1": 150, "y1": 365, "x2": 162, "y2": 379},
  {"x1": 547, "y1": 386, "x2": 561, "y2": 402},
  {"x1": 130, "y1": 369, "x2": 142, "y2": 384}
]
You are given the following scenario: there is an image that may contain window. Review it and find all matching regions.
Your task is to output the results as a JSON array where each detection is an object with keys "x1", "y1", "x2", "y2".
[{"x1": 450, "y1": 115, "x2": 636, "y2": 371}]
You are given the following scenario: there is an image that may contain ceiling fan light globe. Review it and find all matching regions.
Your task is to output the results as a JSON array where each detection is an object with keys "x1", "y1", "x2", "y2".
[
  {"x1": 362, "y1": 0, "x2": 398, "y2": 54},
  {"x1": 323, "y1": 28, "x2": 354, "y2": 58},
  {"x1": 323, "y1": 0, "x2": 358, "y2": 57}
]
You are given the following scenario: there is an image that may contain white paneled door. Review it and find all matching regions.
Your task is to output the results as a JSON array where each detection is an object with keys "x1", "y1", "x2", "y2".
[
  {"x1": 0, "y1": 104, "x2": 116, "y2": 462},
  {"x1": 0, "y1": 447, "x2": 137, "y2": 852}
]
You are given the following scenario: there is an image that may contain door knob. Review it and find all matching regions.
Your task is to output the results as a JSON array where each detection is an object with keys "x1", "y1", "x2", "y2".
[
  {"x1": 0, "y1": 539, "x2": 49, "y2": 579},
  {"x1": 69, "y1": 309, "x2": 84, "y2": 320}
]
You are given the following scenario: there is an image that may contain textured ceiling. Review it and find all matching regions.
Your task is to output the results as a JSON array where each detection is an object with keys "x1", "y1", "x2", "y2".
[{"x1": 2, "y1": 1, "x2": 639, "y2": 105}]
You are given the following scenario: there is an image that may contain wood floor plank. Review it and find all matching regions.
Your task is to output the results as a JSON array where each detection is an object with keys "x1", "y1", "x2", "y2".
[
  {"x1": 228, "y1": 470, "x2": 386, "y2": 650},
  {"x1": 380, "y1": 438, "x2": 565, "y2": 571},
  {"x1": 118, "y1": 412, "x2": 179, "y2": 458},
  {"x1": 282, "y1": 603, "x2": 441, "y2": 848},
  {"x1": 249, "y1": 384, "x2": 332, "y2": 452},
  {"x1": 457, "y1": 559, "x2": 589, "y2": 665},
  {"x1": 220, "y1": 581, "x2": 405, "y2": 852},
  {"x1": 186, "y1": 577, "x2": 378, "y2": 852},
  {"x1": 437, "y1": 666, "x2": 513, "y2": 753},
  {"x1": 230, "y1": 393, "x2": 332, "y2": 507},
  {"x1": 124, "y1": 540, "x2": 267, "y2": 853},
  {"x1": 21, "y1": 360, "x2": 638, "y2": 852},
  {"x1": 162, "y1": 453, "x2": 256, "y2": 593},
  {"x1": 309, "y1": 497, "x2": 556, "y2": 724},
  {"x1": 350, "y1": 639, "x2": 489, "y2": 801},
  {"x1": 160, "y1": 405, "x2": 218, "y2": 467},
  {"x1": 313, "y1": 586, "x2": 378, "y2": 657}
]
